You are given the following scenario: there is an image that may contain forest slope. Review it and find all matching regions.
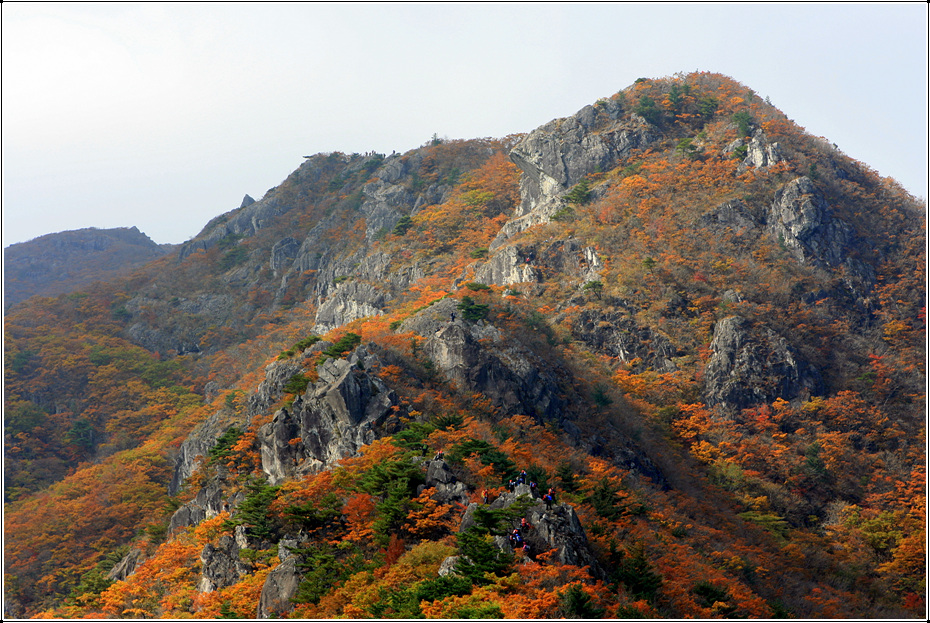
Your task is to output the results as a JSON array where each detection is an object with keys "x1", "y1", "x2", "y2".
[
  {"x1": 3, "y1": 72, "x2": 925, "y2": 619},
  {"x1": 3, "y1": 226, "x2": 175, "y2": 310}
]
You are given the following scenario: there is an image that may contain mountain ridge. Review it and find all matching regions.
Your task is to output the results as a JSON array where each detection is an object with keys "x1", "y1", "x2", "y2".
[
  {"x1": 3, "y1": 226, "x2": 176, "y2": 311},
  {"x1": 3, "y1": 71, "x2": 925, "y2": 619}
]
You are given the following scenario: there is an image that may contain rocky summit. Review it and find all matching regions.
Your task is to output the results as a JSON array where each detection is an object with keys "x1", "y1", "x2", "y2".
[{"x1": 3, "y1": 72, "x2": 925, "y2": 619}]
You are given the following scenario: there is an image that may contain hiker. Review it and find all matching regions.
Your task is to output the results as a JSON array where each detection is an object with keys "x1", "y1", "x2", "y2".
[
  {"x1": 434, "y1": 448, "x2": 444, "y2": 461},
  {"x1": 482, "y1": 489, "x2": 489, "y2": 504},
  {"x1": 508, "y1": 479, "x2": 516, "y2": 492},
  {"x1": 520, "y1": 517, "x2": 530, "y2": 531},
  {"x1": 530, "y1": 481, "x2": 538, "y2": 497},
  {"x1": 517, "y1": 469, "x2": 527, "y2": 485},
  {"x1": 450, "y1": 311, "x2": 456, "y2": 322},
  {"x1": 544, "y1": 493, "x2": 554, "y2": 510}
]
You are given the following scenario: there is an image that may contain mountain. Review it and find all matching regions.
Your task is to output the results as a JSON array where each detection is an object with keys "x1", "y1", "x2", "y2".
[
  {"x1": 3, "y1": 72, "x2": 925, "y2": 619},
  {"x1": 3, "y1": 226, "x2": 176, "y2": 310}
]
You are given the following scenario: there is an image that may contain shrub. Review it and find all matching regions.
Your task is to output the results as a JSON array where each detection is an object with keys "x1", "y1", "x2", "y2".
[
  {"x1": 464, "y1": 282, "x2": 491, "y2": 291},
  {"x1": 583, "y1": 280, "x2": 604, "y2": 299},
  {"x1": 321, "y1": 332, "x2": 362, "y2": 358},
  {"x1": 447, "y1": 438, "x2": 516, "y2": 481},
  {"x1": 457, "y1": 296, "x2": 489, "y2": 322},
  {"x1": 293, "y1": 542, "x2": 371, "y2": 604},
  {"x1": 209, "y1": 427, "x2": 243, "y2": 463},
  {"x1": 634, "y1": 96, "x2": 663, "y2": 125},
  {"x1": 731, "y1": 145, "x2": 749, "y2": 161},
  {"x1": 550, "y1": 206, "x2": 576, "y2": 222},
  {"x1": 225, "y1": 479, "x2": 282, "y2": 541},
  {"x1": 612, "y1": 543, "x2": 662, "y2": 603},
  {"x1": 284, "y1": 373, "x2": 311, "y2": 395},
  {"x1": 219, "y1": 245, "x2": 249, "y2": 271},
  {"x1": 732, "y1": 111, "x2": 752, "y2": 137},
  {"x1": 558, "y1": 583, "x2": 605, "y2": 618},
  {"x1": 392, "y1": 215, "x2": 414, "y2": 236},
  {"x1": 564, "y1": 179, "x2": 591, "y2": 205},
  {"x1": 455, "y1": 529, "x2": 513, "y2": 583}
]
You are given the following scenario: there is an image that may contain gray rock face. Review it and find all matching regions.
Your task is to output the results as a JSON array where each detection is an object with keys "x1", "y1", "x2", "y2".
[
  {"x1": 459, "y1": 490, "x2": 602, "y2": 577},
  {"x1": 169, "y1": 406, "x2": 249, "y2": 495},
  {"x1": 199, "y1": 535, "x2": 253, "y2": 593},
  {"x1": 569, "y1": 309, "x2": 677, "y2": 372},
  {"x1": 741, "y1": 129, "x2": 783, "y2": 169},
  {"x1": 313, "y1": 281, "x2": 387, "y2": 334},
  {"x1": 475, "y1": 238, "x2": 602, "y2": 288},
  {"x1": 359, "y1": 178, "x2": 416, "y2": 242},
  {"x1": 270, "y1": 237, "x2": 302, "y2": 274},
  {"x1": 474, "y1": 245, "x2": 540, "y2": 286},
  {"x1": 257, "y1": 556, "x2": 301, "y2": 618},
  {"x1": 703, "y1": 316, "x2": 823, "y2": 411},
  {"x1": 420, "y1": 459, "x2": 470, "y2": 506},
  {"x1": 169, "y1": 475, "x2": 244, "y2": 533},
  {"x1": 107, "y1": 548, "x2": 145, "y2": 582},
  {"x1": 769, "y1": 177, "x2": 853, "y2": 268},
  {"x1": 493, "y1": 104, "x2": 658, "y2": 249},
  {"x1": 698, "y1": 198, "x2": 760, "y2": 238},
  {"x1": 257, "y1": 346, "x2": 398, "y2": 484},
  {"x1": 405, "y1": 299, "x2": 562, "y2": 420}
]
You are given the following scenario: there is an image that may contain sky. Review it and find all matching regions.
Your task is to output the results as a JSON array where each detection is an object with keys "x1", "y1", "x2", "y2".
[{"x1": 3, "y1": 2, "x2": 928, "y2": 247}]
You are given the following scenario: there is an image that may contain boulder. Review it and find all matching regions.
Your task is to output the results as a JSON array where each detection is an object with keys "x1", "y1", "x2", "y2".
[
  {"x1": 199, "y1": 535, "x2": 253, "y2": 593},
  {"x1": 106, "y1": 548, "x2": 145, "y2": 582},
  {"x1": 257, "y1": 556, "x2": 302, "y2": 618}
]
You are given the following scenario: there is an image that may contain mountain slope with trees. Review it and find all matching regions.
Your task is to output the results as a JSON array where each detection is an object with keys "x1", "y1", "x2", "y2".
[
  {"x1": 3, "y1": 226, "x2": 176, "y2": 311},
  {"x1": 3, "y1": 72, "x2": 925, "y2": 619}
]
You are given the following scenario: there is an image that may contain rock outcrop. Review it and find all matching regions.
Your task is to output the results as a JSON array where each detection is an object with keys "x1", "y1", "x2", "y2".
[
  {"x1": 458, "y1": 486, "x2": 602, "y2": 577},
  {"x1": 698, "y1": 198, "x2": 760, "y2": 240},
  {"x1": 769, "y1": 177, "x2": 853, "y2": 268},
  {"x1": 257, "y1": 556, "x2": 302, "y2": 618},
  {"x1": 418, "y1": 459, "x2": 470, "y2": 506},
  {"x1": 107, "y1": 548, "x2": 146, "y2": 582},
  {"x1": 199, "y1": 534, "x2": 253, "y2": 592},
  {"x1": 401, "y1": 299, "x2": 563, "y2": 421},
  {"x1": 313, "y1": 281, "x2": 387, "y2": 334},
  {"x1": 492, "y1": 102, "x2": 658, "y2": 249},
  {"x1": 569, "y1": 308, "x2": 677, "y2": 372},
  {"x1": 475, "y1": 238, "x2": 602, "y2": 288},
  {"x1": 703, "y1": 316, "x2": 823, "y2": 411},
  {"x1": 257, "y1": 345, "x2": 399, "y2": 484}
]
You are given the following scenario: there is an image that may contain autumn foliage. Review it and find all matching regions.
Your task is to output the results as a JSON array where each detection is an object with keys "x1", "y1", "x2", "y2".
[{"x1": 5, "y1": 72, "x2": 924, "y2": 619}]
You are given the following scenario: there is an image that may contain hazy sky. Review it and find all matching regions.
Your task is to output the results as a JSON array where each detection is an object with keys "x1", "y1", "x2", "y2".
[{"x1": 3, "y1": 2, "x2": 927, "y2": 247}]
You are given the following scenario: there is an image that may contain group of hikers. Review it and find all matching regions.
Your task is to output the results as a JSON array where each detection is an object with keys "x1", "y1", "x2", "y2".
[
  {"x1": 430, "y1": 453, "x2": 560, "y2": 555},
  {"x1": 505, "y1": 469, "x2": 558, "y2": 509}
]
